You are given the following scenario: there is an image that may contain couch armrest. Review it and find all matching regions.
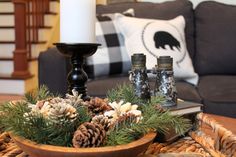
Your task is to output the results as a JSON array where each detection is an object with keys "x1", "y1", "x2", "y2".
[{"x1": 38, "y1": 47, "x2": 70, "y2": 95}]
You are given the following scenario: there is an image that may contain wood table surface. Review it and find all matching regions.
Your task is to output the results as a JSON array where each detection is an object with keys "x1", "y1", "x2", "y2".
[
  {"x1": 202, "y1": 113, "x2": 236, "y2": 134},
  {"x1": 0, "y1": 94, "x2": 22, "y2": 103},
  {"x1": 140, "y1": 113, "x2": 236, "y2": 157}
]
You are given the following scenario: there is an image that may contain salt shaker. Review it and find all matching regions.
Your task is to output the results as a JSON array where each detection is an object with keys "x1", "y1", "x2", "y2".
[
  {"x1": 129, "y1": 53, "x2": 150, "y2": 101},
  {"x1": 154, "y1": 56, "x2": 177, "y2": 106}
]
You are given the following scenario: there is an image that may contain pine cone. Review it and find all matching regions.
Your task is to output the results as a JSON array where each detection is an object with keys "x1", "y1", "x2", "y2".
[
  {"x1": 65, "y1": 89, "x2": 84, "y2": 107},
  {"x1": 114, "y1": 113, "x2": 139, "y2": 129},
  {"x1": 29, "y1": 97, "x2": 78, "y2": 123},
  {"x1": 154, "y1": 104, "x2": 166, "y2": 113},
  {"x1": 91, "y1": 115, "x2": 112, "y2": 131},
  {"x1": 86, "y1": 97, "x2": 112, "y2": 115},
  {"x1": 72, "y1": 122, "x2": 106, "y2": 148},
  {"x1": 48, "y1": 101, "x2": 78, "y2": 122}
]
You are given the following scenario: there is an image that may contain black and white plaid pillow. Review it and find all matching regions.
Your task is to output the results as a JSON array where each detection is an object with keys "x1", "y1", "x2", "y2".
[{"x1": 85, "y1": 9, "x2": 134, "y2": 79}]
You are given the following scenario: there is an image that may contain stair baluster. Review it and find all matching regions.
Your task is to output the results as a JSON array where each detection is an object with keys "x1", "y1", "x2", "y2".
[{"x1": 12, "y1": 0, "x2": 50, "y2": 78}]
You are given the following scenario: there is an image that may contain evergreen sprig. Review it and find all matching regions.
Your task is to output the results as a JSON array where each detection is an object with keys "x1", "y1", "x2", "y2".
[
  {"x1": 0, "y1": 101, "x2": 30, "y2": 133},
  {"x1": 107, "y1": 84, "x2": 143, "y2": 104},
  {"x1": 0, "y1": 84, "x2": 191, "y2": 147},
  {"x1": 24, "y1": 85, "x2": 53, "y2": 104},
  {"x1": 0, "y1": 101, "x2": 91, "y2": 146},
  {"x1": 105, "y1": 84, "x2": 191, "y2": 146},
  {"x1": 0, "y1": 88, "x2": 91, "y2": 146},
  {"x1": 105, "y1": 104, "x2": 191, "y2": 146}
]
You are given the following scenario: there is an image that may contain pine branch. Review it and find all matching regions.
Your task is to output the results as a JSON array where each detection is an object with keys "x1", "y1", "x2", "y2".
[
  {"x1": 105, "y1": 103, "x2": 191, "y2": 146},
  {"x1": 107, "y1": 84, "x2": 143, "y2": 104},
  {"x1": 24, "y1": 85, "x2": 53, "y2": 104},
  {"x1": 0, "y1": 101, "x2": 30, "y2": 132},
  {"x1": 0, "y1": 100, "x2": 91, "y2": 147},
  {"x1": 0, "y1": 84, "x2": 191, "y2": 148},
  {"x1": 76, "y1": 105, "x2": 92, "y2": 125}
]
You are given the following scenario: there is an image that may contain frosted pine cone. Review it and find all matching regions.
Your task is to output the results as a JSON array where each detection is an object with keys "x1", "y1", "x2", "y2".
[
  {"x1": 91, "y1": 115, "x2": 112, "y2": 131},
  {"x1": 104, "y1": 101, "x2": 142, "y2": 123},
  {"x1": 65, "y1": 89, "x2": 84, "y2": 107},
  {"x1": 26, "y1": 97, "x2": 78, "y2": 123},
  {"x1": 85, "y1": 97, "x2": 112, "y2": 115},
  {"x1": 47, "y1": 101, "x2": 77, "y2": 122},
  {"x1": 72, "y1": 122, "x2": 106, "y2": 148}
]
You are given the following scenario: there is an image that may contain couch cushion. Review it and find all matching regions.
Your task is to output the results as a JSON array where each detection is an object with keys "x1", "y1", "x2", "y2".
[
  {"x1": 198, "y1": 75, "x2": 236, "y2": 103},
  {"x1": 198, "y1": 75, "x2": 236, "y2": 118},
  {"x1": 195, "y1": 1, "x2": 236, "y2": 75},
  {"x1": 87, "y1": 76, "x2": 201, "y2": 103},
  {"x1": 176, "y1": 82, "x2": 202, "y2": 103},
  {"x1": 87, "y1": 76, "x2": 129, "y2": 97},
  {"x1": 97, "y1": 0, "x2": 195, "y2": 60},
  {"x1": 39, "y1": 48, "x2": 70, "y2": 96}
]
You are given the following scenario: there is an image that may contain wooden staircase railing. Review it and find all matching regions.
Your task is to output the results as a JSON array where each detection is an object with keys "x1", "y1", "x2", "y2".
[{"x1": 12, "y1": 0, "x2": 50, "y2": 78}]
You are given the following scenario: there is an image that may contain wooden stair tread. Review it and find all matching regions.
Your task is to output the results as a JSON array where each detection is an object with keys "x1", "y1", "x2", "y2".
[
  {"x1": 0, "y1": 41, "x2": 47, "y2": 44},
  {"x1": 0, "y1": 57, "x2": 38, "y2": 61},
  {"x1": 0, "y1": 11, "x2": 57, "y2": 15},
  {"x1": 0, "y1": 74, "x2": 34, "y2": 80},
  {"x1": 0, "y1": 0, "x2": 57, "y2": 2},
  {"x1": 0, "y1": 26, "x2": 52, "y2": 29},
  {"x1": 0, "y1": 12, "x2": 13, "y2": 15},
  {"x1": 0, "y1": 0, "x2": 11, "y2": 2}
]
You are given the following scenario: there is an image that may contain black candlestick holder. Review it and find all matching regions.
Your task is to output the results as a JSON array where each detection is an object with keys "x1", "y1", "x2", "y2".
[{"x1": 54, "y1": 43, "x2": 100, "y2": 100}]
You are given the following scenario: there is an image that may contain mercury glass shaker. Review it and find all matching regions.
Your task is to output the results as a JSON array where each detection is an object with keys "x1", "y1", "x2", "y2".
[
  {"x1": 154, "y1": 56, "x2": 177, "y2": 106},
  {"x1": 129, "y1": 53, "x2": 150, "y2": 101}
]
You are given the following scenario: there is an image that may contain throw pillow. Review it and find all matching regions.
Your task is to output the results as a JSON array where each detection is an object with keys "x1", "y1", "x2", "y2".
[
  {"x1": 85, "y1": 9, "x2": 134, "y2": 79},
  {"x1": 114, "y1": 14, "x2": 199, "y2": 85}
]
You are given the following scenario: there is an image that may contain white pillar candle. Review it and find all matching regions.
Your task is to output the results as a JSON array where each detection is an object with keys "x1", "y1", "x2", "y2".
[{"x1": 60, "y1": 0, "x2": 96, "y2": 43}]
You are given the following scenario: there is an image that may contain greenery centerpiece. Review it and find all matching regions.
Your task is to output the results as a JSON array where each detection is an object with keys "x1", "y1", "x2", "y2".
[{"x1": 0, "y1": 85, "x2": 191, "y2": 148}]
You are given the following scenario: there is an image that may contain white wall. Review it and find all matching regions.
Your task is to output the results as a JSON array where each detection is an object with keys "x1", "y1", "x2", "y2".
[{"x1": 138, "y1": 0, "x2": 236, "y2": 8}]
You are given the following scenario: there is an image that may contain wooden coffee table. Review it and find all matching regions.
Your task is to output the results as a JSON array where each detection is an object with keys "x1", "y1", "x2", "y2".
[
  {"x1": 202, "y1": 113, "x2": 236, "y2": 134},
  {"x1": 140, "y1": 113, "x2": 236, "y2": 157}
]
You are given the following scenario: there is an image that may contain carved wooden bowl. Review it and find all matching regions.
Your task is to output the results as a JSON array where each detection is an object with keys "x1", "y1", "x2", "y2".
[{"x1": 11, "y1": 132, "x2": 156, "y2": 157}]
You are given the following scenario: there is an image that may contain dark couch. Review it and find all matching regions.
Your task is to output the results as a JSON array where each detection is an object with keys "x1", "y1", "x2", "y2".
[{"x1": 39, "y1": 0, "x2": 236, "y2": 118}]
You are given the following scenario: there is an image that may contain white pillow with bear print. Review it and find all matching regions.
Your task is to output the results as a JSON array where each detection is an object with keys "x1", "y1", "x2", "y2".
[{"x1": 114, "y1": 14, "x2": 198, "y2": 85}]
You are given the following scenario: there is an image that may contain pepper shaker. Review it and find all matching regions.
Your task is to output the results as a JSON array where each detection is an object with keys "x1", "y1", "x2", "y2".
[
  {"x1": 129, "y1": 53, "x2": 150, "y2": 101},
  {"x1": 154, "y1": 56, "x2": 177, "y2": 106}
]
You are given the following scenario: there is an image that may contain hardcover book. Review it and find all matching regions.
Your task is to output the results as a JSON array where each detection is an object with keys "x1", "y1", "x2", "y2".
[
  {"x1": 164, "y1": 99, "x2": 203, "y2": 115},
  {"x1": 155, "y1": 100, "x2": 203, "y2": 143}
]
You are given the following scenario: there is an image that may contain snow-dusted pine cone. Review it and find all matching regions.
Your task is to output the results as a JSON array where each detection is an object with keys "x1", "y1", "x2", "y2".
[
  {"x1": 27, "y1": 97, "x2": 78, "y2": 123},
  {"x1": 47, "y1": 100, "x2": 77, "y2": 122},
  {"x1": 72, "y1": 122, "x2": 106, "y2": 148},
  {"x1": 65, "y1": 89, "x2": 84, "y2": 107},
  {"x1": 104, "y1": 101, "x2": 142, "y2": 123},
  {"x1": 91, "y1": 115, "x2": 112, "y2": 131},
  {"x1": 85, "y1": 97, "x2": 112, "y2": 115}
]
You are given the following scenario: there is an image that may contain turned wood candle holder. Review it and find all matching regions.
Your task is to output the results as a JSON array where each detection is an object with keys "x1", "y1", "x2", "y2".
[{"x1": 54, "y1": 43, "x2": 100, "y2": 100}]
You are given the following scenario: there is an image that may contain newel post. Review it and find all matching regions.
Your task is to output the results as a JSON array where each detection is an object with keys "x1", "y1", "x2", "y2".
[{"x1": 12, "y1": 0, "x2": 31, "y2": 78}]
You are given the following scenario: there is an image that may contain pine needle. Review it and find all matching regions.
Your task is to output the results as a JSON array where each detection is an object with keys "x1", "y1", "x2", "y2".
[
  {"x1": 107, "y1": 84, "x2": 143, "y2": 104},
  {"x1": 0, "y1": 88, "x2": 91, "y2": 147},
  {"x1": 105, "y1": 84, "x2": 191, "y2": 146},
  {"x1": 24, "y1": 85, "x2": 53, "y2": 104},
  {"x1": 0, "y1": 84, "x2": 191, "y2": 147}
]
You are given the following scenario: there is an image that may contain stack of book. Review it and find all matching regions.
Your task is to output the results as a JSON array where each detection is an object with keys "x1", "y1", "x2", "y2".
[{"x1": 155, "y1": 100, "x2": 203, "y2": 143}]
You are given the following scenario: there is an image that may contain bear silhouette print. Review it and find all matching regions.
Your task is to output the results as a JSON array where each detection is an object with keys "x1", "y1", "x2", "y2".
[{"x1": 154, "y1": 31, "x2": 180, "y2": 51}]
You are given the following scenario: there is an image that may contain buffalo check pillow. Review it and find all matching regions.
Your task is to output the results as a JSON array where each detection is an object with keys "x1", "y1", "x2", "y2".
[{"x1": 85, "y1": 9, "x2": 134, "y2": 79}]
